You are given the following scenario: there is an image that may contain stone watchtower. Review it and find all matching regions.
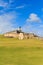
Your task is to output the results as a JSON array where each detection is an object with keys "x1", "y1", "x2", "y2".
[{"x1": 18, "y1": 26, "x2": 22, "y2": 33}]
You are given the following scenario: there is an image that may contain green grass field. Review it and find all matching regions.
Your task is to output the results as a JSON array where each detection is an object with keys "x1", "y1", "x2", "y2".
[{"x1": 0, "y1": 35, "x2": 43, "y2": 65}]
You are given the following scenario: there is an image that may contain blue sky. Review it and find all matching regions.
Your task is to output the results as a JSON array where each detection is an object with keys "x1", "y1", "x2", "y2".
[{"x1": 0, "y1": 0, "x2": 43, "y2": 36}]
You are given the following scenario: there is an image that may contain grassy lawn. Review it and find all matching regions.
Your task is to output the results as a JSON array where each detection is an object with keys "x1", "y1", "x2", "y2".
[{"x1": 0, "y1": 35, "x2": 43, "y2": 65}]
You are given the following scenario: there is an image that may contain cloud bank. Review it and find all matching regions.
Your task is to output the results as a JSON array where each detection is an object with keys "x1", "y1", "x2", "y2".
[
  {"x1": 16, "y1": 5, "x2": 25, "y2": 9},
  {"x1": 0, "y1": 0, "x2": 18, "y2": 33},
  {"x1": 0, "y1": 11, "x2": 18, "y2": 33}
]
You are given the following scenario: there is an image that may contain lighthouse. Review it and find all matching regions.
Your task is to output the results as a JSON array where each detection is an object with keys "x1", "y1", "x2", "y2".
[{"x1": 18, "y1": 26, "x2": 22, "y2": 33}]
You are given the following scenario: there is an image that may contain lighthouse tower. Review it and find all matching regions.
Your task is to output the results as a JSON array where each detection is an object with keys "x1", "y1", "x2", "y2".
[{"x1": 18, "y1": 26, "x2": 22, "y2": 33}]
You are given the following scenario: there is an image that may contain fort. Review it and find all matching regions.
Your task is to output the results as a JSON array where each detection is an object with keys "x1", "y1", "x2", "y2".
[{"x1": 4, "y1": 27, "x2": 40, "y2": 40}]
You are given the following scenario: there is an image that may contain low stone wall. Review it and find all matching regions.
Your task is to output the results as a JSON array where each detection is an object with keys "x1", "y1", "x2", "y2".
[{"x1": 18, "y1": 33, "x2": 24, "y2": 40}]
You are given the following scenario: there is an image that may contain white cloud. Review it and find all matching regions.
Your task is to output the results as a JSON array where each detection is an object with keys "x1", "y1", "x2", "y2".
[
  {"x1": 0, "y1": 0, "x2": 14, "y2": 8},
  {"x1": 26, "y1": 13, "x2": 41, "y2": 22},
  {"x1": 0, "y1": 11, "x2": 18, "y2": 34},
  {"x1": 16, "y1": 5, "x2": 25, "y2": 9},
  {"x1": 0, "y1": 0, "x2": 15, "y2": 14},
  {"x1": 9, "y1": 0, "x2": 14, "y2": 3},
  {"x1": 39, "y1": 25, "x2": 43, "y2": 27},
  {"x1": 0, "y1": 0, "x2": 8, "y2": 7},
  {"x1": 0, "y1": 3, "x2": 8, "y2": 7},
  {"x1": 41, "y1": 8, "x2": 43, "y2": 12}
]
